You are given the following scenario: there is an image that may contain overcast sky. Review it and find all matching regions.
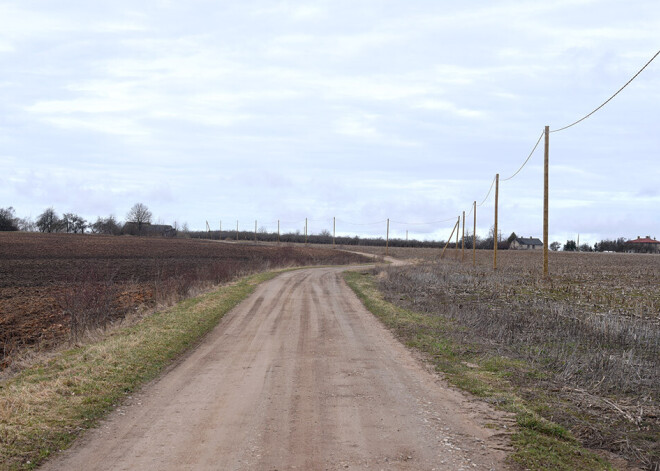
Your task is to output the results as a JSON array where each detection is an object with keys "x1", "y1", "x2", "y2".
[{"x1": 1, "y1": 1, "x2": 659, "y2": 244}]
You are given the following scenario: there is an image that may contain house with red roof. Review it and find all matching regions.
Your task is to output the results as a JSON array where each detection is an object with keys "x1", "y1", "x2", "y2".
[{"x1": 624, "y1": 236, "x2": 660, "y2": 254}]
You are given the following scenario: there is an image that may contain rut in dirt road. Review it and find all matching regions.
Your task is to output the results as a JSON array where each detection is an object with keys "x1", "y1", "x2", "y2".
[{"x1": 41, "y1": 267, "x2": 513, "y2": 471}]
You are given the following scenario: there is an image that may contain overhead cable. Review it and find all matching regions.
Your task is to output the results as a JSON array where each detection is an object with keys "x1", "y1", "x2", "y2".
[
  {"x1": 551, "y1": 48, "x2": 660, "y2": 133},
  {"x1": 336, "y1": 218, "x2": 387, "y2": 226},
  {"x1": 501, "y1": 130, "x2": 545, "y2": 182},
  {"x1": 390, "y1": 216, "x2": 457, "y2": 226},
  {"x1": 477, "y1": 176, "x2": 496, "y2": 207}
]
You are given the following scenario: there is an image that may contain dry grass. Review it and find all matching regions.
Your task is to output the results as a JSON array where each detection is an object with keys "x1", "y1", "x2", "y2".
[
  {"x1": 345, "y1": 270, "x2": 614, "y2": 471},
  {"x1": 0, "y1": 270, "x2": 278, "y2": 470},
  {"x1": 366, "y1": 249, "x2": 659, "y2": 470}
]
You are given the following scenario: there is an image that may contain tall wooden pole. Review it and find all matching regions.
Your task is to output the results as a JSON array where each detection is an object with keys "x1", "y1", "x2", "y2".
[
  {"x1": 441, "y1": 219, "x2": 459, "y2": 259},
  {"x1": 236, "y1": 220, "x2": 238, "y2": 241},
  {"x1": 455, "y1": 216, "x2": 459, "y2": 257},
  {"x1": 494, "y1": 173, "x2": 499, "y2": 270},
  {"x1": 220, "y1": 220, "x2": 222, "y2": 233},
  {"x1": 333, "y1": 216, "x2": 336, "y2": 249},
  {"x1": 277, "y1": 220, "x2": 280, "y2": 244},
  {"x1": 473, "y1": 201, "x2": 476, "y2": 267},
  {"x1": 386, "y1": 218, "x2": 390, "y2": 256},
  {"x1": 254, "y1": 220, "x2": 257, "y2": 244},
  {"x1": 305, "y1": 218, "x2": 308, "y2": 245},
  {"x1": 461, "y1": 211, "x2": 465, "y2": 261},
  {"x1": 543, "y1": 125, "x2": 550, "y2": 277}
]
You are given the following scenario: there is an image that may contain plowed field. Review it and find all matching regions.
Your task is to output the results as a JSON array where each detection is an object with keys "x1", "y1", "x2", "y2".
[{"x1": 0, "y1": 232, "x2": 368, "y2": 368}]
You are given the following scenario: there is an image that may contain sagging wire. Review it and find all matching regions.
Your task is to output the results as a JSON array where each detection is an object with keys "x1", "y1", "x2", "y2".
[
  {"x1": 477, "y1": 175, "x2": 497, "y2": 207},
  {"x1": 390, "y1": 216, "x2": 458, "y2": 226},
  {"x1": 336, "y1": 218, "x2": 388, "y2": 226},
  {"x1": 551, "y1": 48, "x2": 660, "y2": 133},
  {"x1": 500, "y1": 130, "x2": 545, "y2": 182}
]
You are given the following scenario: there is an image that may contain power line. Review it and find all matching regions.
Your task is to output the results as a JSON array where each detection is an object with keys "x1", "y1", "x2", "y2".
[
  {"x1": 501, "y1": 130, "x2": 544, "y2": 182},
  {"x1": 336, "y1": 218, "x2": 387, "y2": 226},
  {"x1": 551, "y1": 48, "x2": 660, "y2": 133},
  {"x1": 390, "y1": 216, "x2": 457, "y2": 225},
  {"x1": 477, "y1": 175, "x2": 496, "y2": 207}
]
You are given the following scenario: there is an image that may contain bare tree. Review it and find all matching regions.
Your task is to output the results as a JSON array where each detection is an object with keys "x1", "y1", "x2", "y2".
[
  {"x1": 36, "y1": 207, "x2": 61, "y2": 233},
  {"x1": 126, "y1": 203, "x2": 152, "y2": 235},
  {"x1": 17, "y1": 216, "x2": 37, "y2": 232},
  {"x1": 62, "y1": 213, "x2": 88, "y2": 234},
  {"x1": 91, "y1": 215, "x2": 121, "y2": 235},
  {"x1": 0, "y1": 207, "x2": 19, "y2": 231}
]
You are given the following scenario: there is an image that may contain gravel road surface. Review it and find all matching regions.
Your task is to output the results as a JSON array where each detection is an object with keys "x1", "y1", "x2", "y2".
[{"x1": 41, "y1": 266, "x2": 512, "y2": 471}]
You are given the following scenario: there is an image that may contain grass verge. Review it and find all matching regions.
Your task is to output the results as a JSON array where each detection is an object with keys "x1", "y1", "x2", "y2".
[
  {"x1": 344, "y1": 270, "x2": 615, "y2": 471},
  {"x1": 0, "y1": 270, "x2": 278, "y2": 471}
]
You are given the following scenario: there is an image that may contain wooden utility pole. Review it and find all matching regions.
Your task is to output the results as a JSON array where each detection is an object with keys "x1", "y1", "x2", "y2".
[
  {"x1": 333, "y1": 217, "x2": 336, "y2": 249},
  {"x1": 494, "y1": 173, "x2": 499, "y2": 270},
  {"x1": 473, "y1": 201, "x2": 476, "y2": 267},
  {"x1": 543, "y1": 125, "x2": 549, "y2": 277},
  {"x1": 455, "y1": 216, "x2": 459, "y2": 257},
  {"x1": 236, "y1": 220, "x2": 238, "y2": 241},
  {"x1": 305, "y1": 218, "x2": 308, "y2": 245},
  {"x1": 277, "y1": 220, "x2": 280, "y2": 244},
  {"x1": 254, "y1": 220, "x2": 257, "y2": 244},
  {"x1": 386, "y1": 218, "x2": 390, "y2": 256},
  {"x1": 461, "y1": 211, "x2": 465, "y2": 261},
  {"x1": 441, "y1": 219, "x2": 459, "y2": 259},
  {"x1": 220, "y1": 220, "x2": 222, "y2": 233},
  {"x1": 406, "y1": 230, "x2": 408, "y2": 241}
]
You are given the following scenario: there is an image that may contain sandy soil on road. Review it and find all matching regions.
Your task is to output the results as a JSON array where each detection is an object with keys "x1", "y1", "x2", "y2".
[{"x1": 41, "y1": 266, "x2": 513, "y2": 471}]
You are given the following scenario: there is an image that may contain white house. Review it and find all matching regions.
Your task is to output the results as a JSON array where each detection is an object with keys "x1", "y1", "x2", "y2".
[{"x1": 510, "y1": 237, "x2": 543, "y2": 250}]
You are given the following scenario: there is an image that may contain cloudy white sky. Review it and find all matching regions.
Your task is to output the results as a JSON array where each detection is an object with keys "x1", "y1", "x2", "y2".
[{"x1": 1, "y1": 1, "x2": 659, "y2": 244}]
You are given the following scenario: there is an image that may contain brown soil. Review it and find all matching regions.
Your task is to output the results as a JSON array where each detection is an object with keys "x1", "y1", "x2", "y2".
[
  {"x1": 0, "y1": 232, "x2": 368, "y2": 368},
  {"x1": 40, "y1": 267, "x2": 513, "y2": 471}
]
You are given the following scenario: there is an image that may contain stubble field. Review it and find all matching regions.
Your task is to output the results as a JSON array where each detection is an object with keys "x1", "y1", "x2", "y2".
[
  {"x1": 356, "y1": 247, "x2": 659, "y2": 469},
  {"x1": 0, "y1": 232, "x2": 368, "y2": 370}
]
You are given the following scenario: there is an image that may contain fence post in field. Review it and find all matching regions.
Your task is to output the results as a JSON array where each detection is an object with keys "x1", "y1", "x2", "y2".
[
  {"x1": 494, "y1": 173, "x2": 499, "y2": 270},
  {"x1": 278, "y1": 220, "x2": 280, "y2": 244},
  {"x1": 236, "y1": 220, "x2": 239, "y2": 241},
  {"x1": 333, "y1": 216, "x2": 336, "y2": 249},
  {"x1": 473, "y1": 201, "x2": 476, "y2": 267},
  {"x1": 544, "y1": 125, "x2": 550, "y2": 277},
  {"x1": 461, "y1": 211, "x2": 465, "y2": 261},
  {"x1": 386, "y1": 218, "x2": 390, "y2": 256},
  {"x1": 440, "y1": 219, "x2": 459, "y2": 259}
]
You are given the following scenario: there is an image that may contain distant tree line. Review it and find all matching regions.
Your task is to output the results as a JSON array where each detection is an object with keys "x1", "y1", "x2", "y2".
[
  {"x1": 0, "y1": 206, "x2": 636, "y2": 251},
  {"x1": 189, "y1": 229, "x2": 524, "y2": 249},
  {"x1": 0, "y1": 204, "x2": 187, "y2": 237},
  {"x1": 559, "y1": 238, "x2": 628, "y2": 252}
]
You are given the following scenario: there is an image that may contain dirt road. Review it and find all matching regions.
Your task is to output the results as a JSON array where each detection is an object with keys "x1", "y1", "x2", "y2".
[{"x1": 41, "y1": 267, "x2": 512, "y2": 470}]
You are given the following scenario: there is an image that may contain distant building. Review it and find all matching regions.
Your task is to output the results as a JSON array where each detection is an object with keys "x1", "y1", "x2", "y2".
[
  {"x1": 122, "y1": 222, "x2": 176, "y2": 237},
  {"x1": 624, "y1": 236, "x2": 660, "y2": 254},
  {"x1": 510, "y1": 237, "x2": 543, "y2": 250}
]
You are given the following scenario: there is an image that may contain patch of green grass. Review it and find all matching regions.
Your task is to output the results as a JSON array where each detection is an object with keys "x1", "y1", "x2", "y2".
[
  {"x1": 512, "y1": 429, "x2": 610, "y2": 471},
  {"x1": 343, "y1": 270, "x2": 614, "y2": 471},
  {"x1": 0, "y1": 270, "x2": 277, "y2": 471}
]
